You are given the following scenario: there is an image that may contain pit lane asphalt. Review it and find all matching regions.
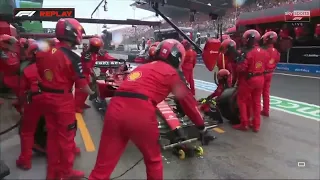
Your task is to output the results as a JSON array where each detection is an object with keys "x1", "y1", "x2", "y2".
[{"x1": 1, "y1": 55, "x2": 319, "y2": 179}]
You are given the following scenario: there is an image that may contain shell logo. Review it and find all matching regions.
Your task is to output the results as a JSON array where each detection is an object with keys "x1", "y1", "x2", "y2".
[
  {"x1": 127, "y1": 71, "x2": 142, "y2": 81},
  {"x1": 44, "y1": 69, "x2": 54, "y2": 81},
  {"x1": 269, "y1": 58, "x2": 275, "y2": 64},
  {"x1": 255, "y1": 61, "x2": 263, "y2": 69}
]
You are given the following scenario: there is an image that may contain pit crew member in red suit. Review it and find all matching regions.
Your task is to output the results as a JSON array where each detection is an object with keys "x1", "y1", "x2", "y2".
[
  {"x1": 36, "y1": 18, "x2": 95, "y2": 179},
  {"x1": 234, "y1": 29, "x2": 267, "y2": 132},
  {"x1": 221, "y1": 37, "x2": 239, "y2": 85},
  {"x1": 210, "y1": 39, "x2": 236, "y2": 98},
  {"x1": 294, "y1": 26, "x2": 304, "y2": 40},
  {"x1": 75, "y1": 37, "x2": 103, "y2": 113},
  {"x1": 16, "y1": 40, "x2": 83, "y2": 170},
  {"x1": 146, "y1": 38, "x2": 152, "y2": 47},
  {"x1": 261, "y1": 31, "x2": 280, "y2": 117},
  {"x1": 16, "y1": 41, "x2": 44, "y2": 170},
  {"x1": 0, "y1": 34, "x2": 20, "y2": 110},
  {"x1": 89, "y1": 39, "x2": 207, "y2": 180},
  {"x1": 200, "y1": 69, "x2": 231, "y2": 112},
  {"x1": 181, "y1": 39, "x2": 197, "y2": 95}
]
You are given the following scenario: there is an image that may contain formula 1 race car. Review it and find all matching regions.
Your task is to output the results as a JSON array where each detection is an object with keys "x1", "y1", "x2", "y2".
[
  {"x1": 90, "y1": 63, "x2": 217, "y2": 160},
  {"x1": 90, "y1": 60, "x2": 131, "y2": 112}
]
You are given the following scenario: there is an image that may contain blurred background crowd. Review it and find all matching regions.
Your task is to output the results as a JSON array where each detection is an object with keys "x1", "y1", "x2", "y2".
[{"x1": 114, "y1": 0, "x2": 312, "y2": 44}]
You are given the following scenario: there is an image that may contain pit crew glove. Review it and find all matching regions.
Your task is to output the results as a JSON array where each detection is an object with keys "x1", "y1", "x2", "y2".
[
  {"x1": 89, "y1": 92, "x2": 98, "y2": 101},
  {"x1": 173, "y1": 126, "x2": 187, "y2": 142},
  {"x1": 198, "y1": 126, "x2": 216, "y2": 145}
]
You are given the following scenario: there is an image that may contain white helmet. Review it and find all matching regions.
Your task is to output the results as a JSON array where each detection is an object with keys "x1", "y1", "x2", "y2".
[{"x1": 142, "y1": 37, "x2": 145, "y2": 40}]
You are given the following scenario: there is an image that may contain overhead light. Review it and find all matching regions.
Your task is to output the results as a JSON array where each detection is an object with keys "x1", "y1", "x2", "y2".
[
  {"x1": 207, "y1": 3, "x2": 211, "y2": 6},
  {"x1": 222, "y1": 3, "x2": 228, "y2": 5}
]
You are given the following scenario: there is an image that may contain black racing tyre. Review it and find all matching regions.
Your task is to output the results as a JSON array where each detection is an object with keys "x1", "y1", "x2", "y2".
[
  {"x1": 33, "y1": 116, "x2": 47, "y2": 153},
  {"x1": 216, "y1": 87, "x2": 240, "y2": 125}
]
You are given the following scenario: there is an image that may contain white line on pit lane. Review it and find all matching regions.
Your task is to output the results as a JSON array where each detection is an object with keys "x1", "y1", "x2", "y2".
[
  {"x1": 273, "y1": 72, "x2": 320, "y2": 79},
  {"x1": 196, "y1": 64, "x2": 320, "y2": 79}
]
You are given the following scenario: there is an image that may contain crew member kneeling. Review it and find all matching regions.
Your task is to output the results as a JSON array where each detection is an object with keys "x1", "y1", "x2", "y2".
[
  {"x1": 261, "y1": 31, "x2": 280, "y2": 117},
  {"x1": 89, "y1": 39, "x2": 207, "y2": 180},
  {"x1": 234, "y1": 30, "x2": 268, "y2": 132}
]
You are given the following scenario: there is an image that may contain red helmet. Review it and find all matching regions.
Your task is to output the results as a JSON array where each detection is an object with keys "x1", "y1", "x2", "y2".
[
  {"x1": 242, "y1": 29, "x2": 261, "y2": 45},
  {"x1": 220, "y1": 39, "x2": 236, "y2": 54},
  {"x1": 221, "y1": 34, "x2": 230, "y2": 41},
  {"x1": 261, "y1": 31, "x2": 278, "y2": 44},
  {"x1": 26, "y1": 41, "x2": 38, "y2": 60},
  {"x1": 55, "y1": 18, "x2": 85, "y2": 45},
  {"x1": 0, "y1": 34, "x2": 18, "y2": 51},
  {"x1": 181, "y1": 39, "x2": 192, "y2": 50},
  {"x1": 217, "y1": 69, "x2": 230, "y2": 80},
  {"x1": 88, "y1": 37, "x2": 103, "y2": 52},
  {"x1": 154, "y1": 39, "x2": 186, "y2": 68},
  {"x1": 149, "y1": 46, "x2": 157, "y2": 58}
]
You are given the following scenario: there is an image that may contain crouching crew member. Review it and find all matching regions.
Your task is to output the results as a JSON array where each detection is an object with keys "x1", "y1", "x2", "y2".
[
  {"x1": 75, "y1": 37, "x2": 103, "y2": 113},
  {"x1": 199, "y1": 39, "x2": 237, "y2": 113},
  {"x1": 36, "y1": 18, "x2": 95, "y2": 179},
  {"x1": 234, "y1": 29, "x2": 268, "y2": 132},
  {"x1": 261, "y1": 31, "x2": 280, "y2": 117},
  {"x1": 181, "y1": 39, "x2": 197, "y2": 95},
  {"x1": 89, "y1": 39, "x2": 207, "y2": 180}
]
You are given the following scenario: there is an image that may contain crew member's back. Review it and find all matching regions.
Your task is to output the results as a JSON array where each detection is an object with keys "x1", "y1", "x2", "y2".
[{"x1": 118, "y1": 61, "x2": 182, "y2": 104}]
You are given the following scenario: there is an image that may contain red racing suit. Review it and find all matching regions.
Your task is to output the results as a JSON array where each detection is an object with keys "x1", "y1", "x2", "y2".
[
  {"x1": 0, "y1": 50, "x2": 20, "y2": 96},
  {"x1": 200, "y1": 53, "x2": 236, "y2": 112},
  {"x1": 89, "y1": 61, "x2": 205, "y2": 180},
  {"x1": 16, "y1": 62, "x2": 44, "y2": 169},
  {"x1": 236, "y1": 46, "x2": 267, "y2": 131},
  {"x1": 36, "y1": 42, "x2": 87, "y2": 178},
  {"x1": 262, "y1": 45, "x2": 280, "y2": 115},
  {"x1": 75, "y1": 51, "x2": 98, "y2": 113},
  {"x1": 181, "y1": 48, "x2": 197, "y2": 95}
]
